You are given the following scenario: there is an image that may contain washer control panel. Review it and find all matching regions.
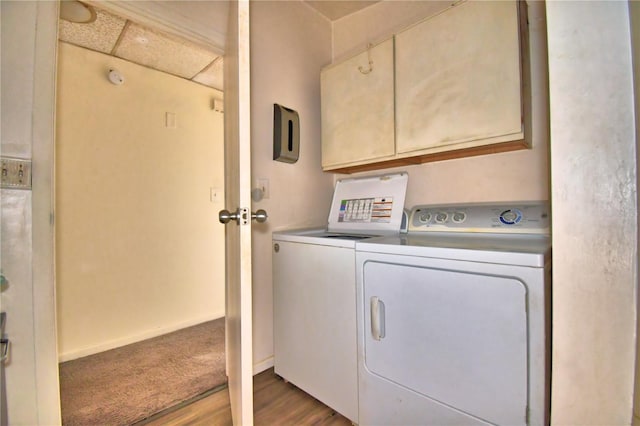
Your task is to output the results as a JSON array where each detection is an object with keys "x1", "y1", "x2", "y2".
[{"x1": 409, "y1": 201, "x2": 550, "y2": 234}]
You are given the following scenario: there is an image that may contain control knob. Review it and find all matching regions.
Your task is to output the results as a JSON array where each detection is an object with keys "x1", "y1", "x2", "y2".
[
  {"x1": 418, "y1": 211, "x2": 432, "y2": 223},
  {"x1": 452, "y1": 212, "x2": 466, "y2": 223},
  {"x1": 435, "y1": 212, "x2": 448, "y2": 223},
  {"x1": 499, "y1": 209, "x2": 522, "y2": 225}
]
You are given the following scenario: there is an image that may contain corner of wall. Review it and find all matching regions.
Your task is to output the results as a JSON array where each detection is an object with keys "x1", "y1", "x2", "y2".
[{"x1": 627, "y1": 0, "x2": 640, "y2": 422}]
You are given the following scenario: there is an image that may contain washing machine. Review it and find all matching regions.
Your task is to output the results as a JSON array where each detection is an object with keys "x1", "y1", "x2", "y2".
[
  {"x1": 272, "y1": 172, "x2": 408, "y2": 424},
  {"x1": 355, "y1": 202, "x2": 551, "y2": 426}
]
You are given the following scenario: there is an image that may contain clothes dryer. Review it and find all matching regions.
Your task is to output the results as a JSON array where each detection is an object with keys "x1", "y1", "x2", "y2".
[{"x1": 355, "y1": 202, "x2": 551, "y2": 426}]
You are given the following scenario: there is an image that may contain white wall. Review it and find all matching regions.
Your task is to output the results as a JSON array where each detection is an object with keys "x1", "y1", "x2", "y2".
[
  {"x1": 249, "y1": 1, "x2": 333, "y2": 371},
  {"x1": 1, "y1": 1, "x2": 61, "y2": 424},
  {"x1": 56, "y1": 43, "x2": 226, "y2": 361},
  {"x1": 332, "y1": 1, "x2": 549, "y2": 208},
  {"x1": 547, "y1": 1, "x2": 638, "y2": 423}
]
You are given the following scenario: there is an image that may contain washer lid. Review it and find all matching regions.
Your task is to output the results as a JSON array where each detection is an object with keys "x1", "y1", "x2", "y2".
[{"x1": 327, "y1": 172, "x2": 408, "y2": 234}]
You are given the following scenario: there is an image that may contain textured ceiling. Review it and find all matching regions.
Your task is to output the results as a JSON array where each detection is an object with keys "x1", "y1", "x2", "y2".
[
  {"x1": 58, "y1": 5, "x2": 223, "y2": 91},
  {"x1": 58, "y1": 0, "x2": 381, "y2": 92}
]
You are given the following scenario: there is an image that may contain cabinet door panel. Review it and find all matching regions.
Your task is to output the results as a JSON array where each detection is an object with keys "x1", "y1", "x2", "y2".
[
  {"x1": 321, "y1": 39, "x2": 395, "y2": 168},
  {"x1": 396, "y1": 0, "x2": 523, "y2": 154}
]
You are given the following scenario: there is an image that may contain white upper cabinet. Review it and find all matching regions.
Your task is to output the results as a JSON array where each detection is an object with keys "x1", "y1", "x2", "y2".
[
  {"x1": 320, "y1": 0, "x2": 529, "y2": 173},
  {"x1": 321, "y1": 38, "x2": 395, "y2": 170},
  {"x1": 395, "y1": 0, "x2": 525, "y2": 156}
]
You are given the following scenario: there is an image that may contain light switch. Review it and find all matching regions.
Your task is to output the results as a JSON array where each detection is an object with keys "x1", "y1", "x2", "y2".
[
  {"x1": 1, "y1": 157, "x2": 31, "y2": 190},
  {"x1": 166, "y1": 112, "x2": 177, "y2": 128},
  {"x1": 210, "y1": 187, "x2": 222, "y2": 203},
  {"x1": 256, "y1": 178, "x2": 270, "y2": 199}
]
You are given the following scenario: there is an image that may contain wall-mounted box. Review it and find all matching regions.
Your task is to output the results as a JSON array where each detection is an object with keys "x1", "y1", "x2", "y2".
[{"x1": 273, "y1": 104, "x2": 300, "y2": 163}]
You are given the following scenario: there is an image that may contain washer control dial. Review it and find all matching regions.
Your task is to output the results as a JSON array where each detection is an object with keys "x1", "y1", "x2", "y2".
[
  {"x1": 452, "y1": 212, "x2": 467, "y2": 223},
  {"x1": 435, "y1": 212, "x2": 448, "y2": 223},
  {"x1": 418, "y1": 211, "x2": 431, "y2": 223},
  {"x1": 499, "y1": 209, "x2": 523, "y2": 225}
]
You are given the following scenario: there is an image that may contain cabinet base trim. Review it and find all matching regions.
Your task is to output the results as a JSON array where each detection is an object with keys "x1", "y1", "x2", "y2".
[{"x1": 324, "y1": 139, "x2": 529, "y2": 174}]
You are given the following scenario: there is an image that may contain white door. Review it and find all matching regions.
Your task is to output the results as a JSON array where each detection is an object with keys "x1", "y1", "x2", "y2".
[{"x1": 223, "y1": 1, "x2": 255, "y2": 424}]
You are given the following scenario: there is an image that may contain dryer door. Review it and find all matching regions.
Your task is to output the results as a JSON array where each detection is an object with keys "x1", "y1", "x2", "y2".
[{"x1": 361, "y1": 260, "x2": 528, "y2": 425}]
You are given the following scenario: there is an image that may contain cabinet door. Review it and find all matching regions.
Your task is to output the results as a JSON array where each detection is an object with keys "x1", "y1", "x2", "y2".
[
  {"x1": 321, "y1": 39, "x2": 395, "y2": 169},
  {"x1": 395, "y1": 0, "x2": 523, "y2": 155}
]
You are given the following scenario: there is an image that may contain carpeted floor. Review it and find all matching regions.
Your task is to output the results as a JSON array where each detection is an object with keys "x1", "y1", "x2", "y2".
[{"x1": 59, "y1": 318, "x2": 226, "y2": 425}]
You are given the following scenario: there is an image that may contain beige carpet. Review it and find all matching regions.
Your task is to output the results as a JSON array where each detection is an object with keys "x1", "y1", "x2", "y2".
[{"x1": 59, "y1": 318, "x2": 226, "y2": 425}]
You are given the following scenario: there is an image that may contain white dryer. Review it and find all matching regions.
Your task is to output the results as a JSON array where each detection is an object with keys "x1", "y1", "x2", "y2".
[{"x1": 355, "y1": 202, "x2": 551, "y2": 426}]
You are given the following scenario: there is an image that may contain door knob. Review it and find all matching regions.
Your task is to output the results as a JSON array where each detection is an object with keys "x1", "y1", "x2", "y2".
[
  {"x1": 219, "y1": 209, "x2": 240, "y2": 224},
  {"x1": 252, "y1": 209, "x2": 268, "y2": 223},
  {"x1": 219, "y1": 208, "x2": 268, "y2": 225}
]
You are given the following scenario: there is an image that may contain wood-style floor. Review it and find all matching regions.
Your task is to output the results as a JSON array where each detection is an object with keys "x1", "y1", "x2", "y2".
[{"x1": 142, "y1": 368, "x2": 352, "y2": 425}]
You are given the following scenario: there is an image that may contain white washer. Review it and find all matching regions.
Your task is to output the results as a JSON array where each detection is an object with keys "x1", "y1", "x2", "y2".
[
  {"x1": 272, "y1": 172, "x2": 408, "y2": 424},
  {"x1": 355, "y1": 202, "x2": 551, "y2": 426}
]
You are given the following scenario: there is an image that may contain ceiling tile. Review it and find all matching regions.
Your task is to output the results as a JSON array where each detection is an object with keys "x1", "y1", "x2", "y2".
[
  {"x1": 59, "y1": 8, "x2": 126, "y2": 54},
  {"x1": 193, "y1": 58, "x2": 224, "y2": 91},
  {"x1": 114, "y1": 23, "x2": 218, "y2": 80}
]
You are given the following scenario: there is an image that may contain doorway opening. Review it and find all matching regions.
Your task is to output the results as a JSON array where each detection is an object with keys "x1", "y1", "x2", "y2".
[{"x1": 54, "y1": 3, "x2": 227, "y2": 424}]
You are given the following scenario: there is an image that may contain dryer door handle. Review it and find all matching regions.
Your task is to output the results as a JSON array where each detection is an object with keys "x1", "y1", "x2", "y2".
[{"x1": 370, "y1": 296, "x2": 386, "y2": 341}]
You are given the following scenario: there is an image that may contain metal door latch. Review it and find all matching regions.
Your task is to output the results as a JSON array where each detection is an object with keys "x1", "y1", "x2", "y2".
[{"x1": 219, "y1": 208, "x2": 268, "y2": 225}]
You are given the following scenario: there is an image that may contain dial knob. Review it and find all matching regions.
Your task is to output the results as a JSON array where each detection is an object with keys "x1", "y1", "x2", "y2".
[
  {"x1": 418, "y1": 212, "x2": 432, "y2": 223},
  {"x1": 452, "y1": 212, "x2": 466, "y2": 223},
  {"x1": 499, "y1": 209, "x2": 522, "y2": 225},
  {"x1": 435, "y1": 212, "x2": 448, "y2": 223}
]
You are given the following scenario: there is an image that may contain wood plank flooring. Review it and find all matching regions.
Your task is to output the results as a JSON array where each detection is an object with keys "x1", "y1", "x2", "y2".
[{"x1": 142, "y1": 368, "x2": 351, "y2": 425}]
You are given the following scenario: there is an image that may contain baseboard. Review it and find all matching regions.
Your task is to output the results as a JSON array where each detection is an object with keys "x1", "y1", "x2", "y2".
[
  {"x1": 58, "y1": 311, "x2": 225, "y2": 362},
  {"x1": 253, "y1": 356, "x2": 274, "y2": 375}
]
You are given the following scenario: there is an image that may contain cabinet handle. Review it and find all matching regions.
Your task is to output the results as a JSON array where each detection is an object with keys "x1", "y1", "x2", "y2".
[
  {"x1": 358, "y1": 43, "x2": 374, "y2": 75},
  {"x1": 370, "y1": 296, "x2": 386, "y2": 341}
]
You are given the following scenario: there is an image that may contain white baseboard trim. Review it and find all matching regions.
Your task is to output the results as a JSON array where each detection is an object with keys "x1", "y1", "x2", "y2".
[
  {"x1": 58, "y1": 311, "x2": 225, "y2": 362},
  {"x1": 253, "y1": 356, "x2": 274, "y2": 375}
]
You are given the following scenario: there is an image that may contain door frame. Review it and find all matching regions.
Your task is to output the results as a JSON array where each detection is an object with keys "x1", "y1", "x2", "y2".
[
  {"x1": 30, "y1": 0, "x2": 252, "y2": 423},
  {"x1": 31, "y1": 1, "x2": 63, "y2": 423}
]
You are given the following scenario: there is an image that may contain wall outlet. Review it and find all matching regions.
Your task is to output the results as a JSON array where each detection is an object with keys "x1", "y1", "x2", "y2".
[{"x1": 1, "y1": 157, "x2": 31, "y2": 190}]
